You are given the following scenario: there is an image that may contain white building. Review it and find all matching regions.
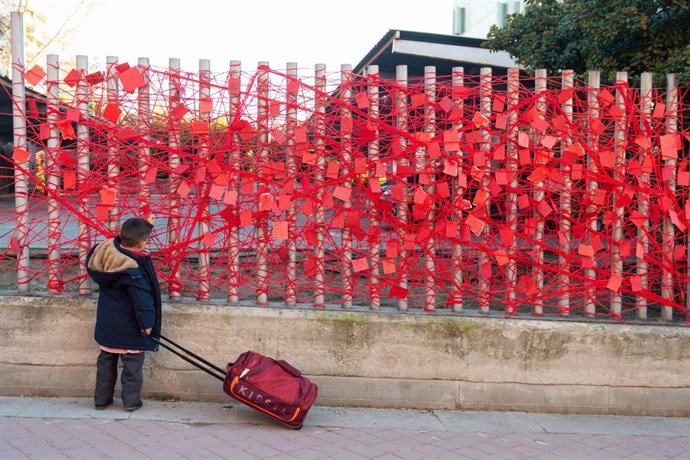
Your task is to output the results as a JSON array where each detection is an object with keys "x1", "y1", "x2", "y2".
[{"x1": 452, "y1": 0, "x2": 524, "y2": 39}]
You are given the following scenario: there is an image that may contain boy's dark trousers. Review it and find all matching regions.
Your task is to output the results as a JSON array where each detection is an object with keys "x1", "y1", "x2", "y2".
[{"x1": 95, "y1": 350, "x2": 145, "y2": 408}]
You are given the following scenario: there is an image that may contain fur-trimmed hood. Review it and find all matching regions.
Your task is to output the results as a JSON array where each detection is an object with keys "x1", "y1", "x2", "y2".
[
  {"x1": 86, "y1": 237, "x2": 148, "y2": 290},
  {"x1": 87, "y1": 238, "x2": 139, "y2": 273}
]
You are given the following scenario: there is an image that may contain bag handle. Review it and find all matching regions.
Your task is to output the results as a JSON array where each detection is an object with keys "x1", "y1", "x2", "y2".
[
  {"x1": 152, "y1": 335, "x2": 226, "y2": 382},
  {"x1": 276, "y1": 359, "x2": 301, "y2": 377},
  {"x1": 243, "y1": 356, "x2": 303, "y2": 379}
]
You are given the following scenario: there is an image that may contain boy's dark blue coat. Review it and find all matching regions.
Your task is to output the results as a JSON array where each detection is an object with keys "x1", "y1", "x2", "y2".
[{"x1": 86, "y1": 237, "x2": 161, "y2": 351}]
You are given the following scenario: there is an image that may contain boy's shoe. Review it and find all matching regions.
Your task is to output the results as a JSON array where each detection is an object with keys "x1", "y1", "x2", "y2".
[
  {"x1": 124, "y1": 401, "x2": 143, "y2": 412},
  {"x1": 95, "y1": 400, "x2": 113, "y2": 410}
]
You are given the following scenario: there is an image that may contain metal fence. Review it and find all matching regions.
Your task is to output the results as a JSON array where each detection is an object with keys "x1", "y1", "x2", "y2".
[{"x1": 2, "y1": 13, "x2": 689, "y2": 323}]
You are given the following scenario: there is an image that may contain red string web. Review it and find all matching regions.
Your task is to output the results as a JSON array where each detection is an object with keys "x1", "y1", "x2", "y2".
[{"x1": 1, "y1": 62, "x2": 689, "y2": 322}]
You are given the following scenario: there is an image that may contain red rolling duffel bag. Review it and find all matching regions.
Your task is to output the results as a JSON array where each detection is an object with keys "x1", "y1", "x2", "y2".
[
  {"x1": 223, "y1": 351, "x2": 318, "y2": 429},
  {"x1": 153, "y1": 335, "x2": 318, "y2": 430}
]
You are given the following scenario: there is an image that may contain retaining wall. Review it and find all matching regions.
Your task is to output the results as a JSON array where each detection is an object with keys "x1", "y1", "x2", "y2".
[{"x1": 1, "y1": 295, "x2": 688, "y2": 416}]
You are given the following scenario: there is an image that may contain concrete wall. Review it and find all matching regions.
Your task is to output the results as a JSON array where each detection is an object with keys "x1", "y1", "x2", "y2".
[{"x1": 1, "y1": 294, "x2": 689, "y2": 416}]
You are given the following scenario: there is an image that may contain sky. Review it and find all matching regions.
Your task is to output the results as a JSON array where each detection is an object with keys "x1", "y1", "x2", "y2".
[{"x1": 25, "y1": 0, "x2": 455, "y2": 74}]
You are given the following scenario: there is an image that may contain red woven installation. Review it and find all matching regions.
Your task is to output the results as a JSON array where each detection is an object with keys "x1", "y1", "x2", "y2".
[{"x1": 1, "y1": 62, "x2": 689, "y2": 321}]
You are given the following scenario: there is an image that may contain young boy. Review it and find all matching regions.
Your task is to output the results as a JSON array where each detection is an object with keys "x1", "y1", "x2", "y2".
[{"x1": 86, "y1": 216, "x2": 161, "y2": 411}]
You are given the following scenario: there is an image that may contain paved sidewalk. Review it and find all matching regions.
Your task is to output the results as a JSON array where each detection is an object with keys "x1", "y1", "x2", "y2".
[{"x1": 1, "y1": 397, "x2": 688, "y2": 459}]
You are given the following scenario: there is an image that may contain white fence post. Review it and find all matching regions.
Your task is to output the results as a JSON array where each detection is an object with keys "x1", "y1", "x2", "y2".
[
  {"x1": 46, "y1": 54, "x2": 62, "y2": 294},
  {"x1": 137, "y1": 57, "x2": 151, "y2": 214},
  {"x1": 663, "y1": 74, "x2": 678, "y2": 321},
  {"x1": 76, "y1": 55, "x2": 91, "y2": 295},
  {"x1": 285, "y1": 62, "x2": 298, "y2": 307},
  {"x1": 313, "y1": 63, "x2": 327, "y2": 307},
  {"x1": 423, "y1": 65, "x2": 437, "y2": 312},
  {"x1": 558, "y1": 70, "x2": 574, "y2": 315},
  {"x1": 197, "y1": 58, "x2": 212, "y2": 300},
  {"x1": 636, "y1": 72, "x2": 653, "y2": 319},
  {"x1": 340, "y1": 63, "x2": 354, "y2": 309},
  {"x1": 450, "y1": 66, "x2": 464, "y2": 313},
  {"x1": 227, "y1": 60, "x2": 241, "y2": 304},
  {"x1": 533, "y1": 69, "x2": 547, "y2": 316},
  {"x1": 478, "y1": 67, "x2": 492, "y2": 313},
  {"x1": 106, "y1": 56, "x2": 120, "y2": 233},
  {"x1": 367, "y1": 64, "x2": 381, "y2": 310},
  {"x1": 255, "y1": 61, "x2": 270, "y2": 305},
  {"x1": 395, "y1": 65, "x2": 409, "y2": 312},
  {"x1": 585, "y1": 70, "x2": 601, "y2": 317},
  {"x1": 167, "y1": 57, "x2": 181, "y2": 299},
  {"x1": 11, "y1": 11, "x2": 29, "y2": 293},
  {"x1": 611, "y1": 71, "x2": 628, "y2": 319},
  {"x1": 506, "y1": 68, "x2": 520, "y2": 314}
]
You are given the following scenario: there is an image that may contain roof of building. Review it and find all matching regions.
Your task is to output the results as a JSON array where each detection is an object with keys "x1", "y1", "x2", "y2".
[
  {"x1": 0, "y1": 74, "x2": 45, "y2": 135},
  {"x1": 353, "y1": 29, "x2": 518, "y2": 77}
]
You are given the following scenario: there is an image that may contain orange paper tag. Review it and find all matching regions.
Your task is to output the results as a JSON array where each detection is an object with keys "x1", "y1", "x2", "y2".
[
  {"x1": 352, "y1": 257, "x2": 368, "y2": 272},
  {"x1": 25, "y1": 64, "x2": 46, "y2": 86},
  {"x1": 12, "y1": 147, "x2": 30, "y2": 163},
  {"x1": 272, "y1": 221, "x2": 288, "y2": 240}
]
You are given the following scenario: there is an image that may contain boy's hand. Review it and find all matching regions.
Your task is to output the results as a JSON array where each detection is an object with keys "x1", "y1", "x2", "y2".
[
  {"x1": 141, "y1": 328, "x2": 152, "y2": 336},
  {"x1": 145, "y1": 214, "x2": 156, "y2": 226}
]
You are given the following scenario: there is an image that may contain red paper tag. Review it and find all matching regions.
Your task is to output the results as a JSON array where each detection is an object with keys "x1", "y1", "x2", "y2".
[
  {"x1": 95, "y1": 205, "x2": 111, "y2": 222},
  {"x1": 200, "y1": 233, "x2": 215, "y2": 247},
  {"x1": 427, "y1": 141, "x2": 441, "y2": 158},
  {"x1": 24, "y1": 64, "x2": 46, "y2": 86},
  {"x1": 272, "y1": 221, "x2": 288, "y2": 240},
  {"x1": 259, "y1": 193, "x2": 273, "y2": 212},
  {"x1": 63, "y1": 170, "x2": 76, "y2": 189},
  {"x1": 439, "y1": 96, "x2": 453, "y2": 112},
  {"x1": 287, "y1": 77, "x2": 300, "y2": 93},
  {"x1": 472, "y1": 111, "x2": 489, "y2": 127},
  {"x1": 652, "y1": 102, "x2": 666, "y2": 119},
  {"x1": 354, "y1": 157, "x2": 367, "y2": 174},
  {"x1": 192, "y1": 121, "x2": 208, "y2": 135},
  {"x1": 410, "y1": 93, "x2": 426, "y2": 108},
  {"x1": 494, "y1": 250, "x2": 509, "y2": 267},
  {"x1": 352, "y1": 257, "x2": 368, "y2": 272},
  {"x1": 200, "y1": 97, "x2": 213, "y2": 114},
  {"x1": 170, "y1": 104, "x2": 189, "y2": 120},
  {"x1": 86, "y1": 71, "x2": 105, "y2": 85},
  {"x1": 39, "y1": 123, "x2": 51, "y2": 140},
  {"x1": 465, "y1": 214, "x2": 485, "y2": 236},
  {"x1": 356, "y1": 92, "x2": 369, "y2": 109},
  {"x1": 388, "y1": 284, "x2": 408, "y2": 299},
  {"x1": 239, "y1": 210, "x2": 252, "y2": 227},
  {"x1": 341, "y1": 116, "x2": 353, "y2": 133},
  {"x1": 65, "y1": 108, "x2": 80, "y2": 122},
  {"x1": 177, "y1": 180, "x2": 191, "y2": 198},
  {"x1": 145, "y1": 166, "x2": 158, "y2": 184},
  {"x1": 386, "y1": 240, "x2": 399, "y2": 259},
  {"x1": 606, "y1": 274, "x2": 623, "y2": 292},
  {"x1": 99, "y1": 187, "x2": 116, "y2": 206},
  {"x1": 660, "y1": 133, "x2": 680, "y2": 160},
  {"x1": 223, "y1": 190, "x2": 238, "y2": 206},
  {"x1": 382, "y1": 260, "x2": 396, "y2": 274},
  {"x1": 294, "y1": 126, "x2": 307, "y2": 144},
  {"x1": 334, "y1": 186, "x2": 352, "y2": 202},
  {"x1": 326, "y1": 160, "x2": 340, "y2": 179},
  {"x1": 64, "y1": 69, "x2": 82, "y2": 87},
  {"x1": 119, "y1": 67, "x2": 146, "y2": 93},
  {"x1": 12, "y1": 147, "x2": 30, "y2": 163},
  {"x1": 103, "y1": 103, "x2": 122, "y2": 123},
  {"x1": 271, "y1": 128, "x2": 287, "y2": 145},
  {"x1": 209, "y1": 184, "x2": 225, "y2": 200}
]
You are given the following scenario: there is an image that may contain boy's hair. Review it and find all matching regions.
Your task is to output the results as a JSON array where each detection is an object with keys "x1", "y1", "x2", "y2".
[{"x1": 120, "y1": 218, "x2": 153, "y2": 247}]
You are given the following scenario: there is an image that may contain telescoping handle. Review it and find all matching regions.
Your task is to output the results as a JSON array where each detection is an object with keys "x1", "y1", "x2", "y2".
[{"x1": 152, "y1": 335, "x2": 226, "y2": 382}]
